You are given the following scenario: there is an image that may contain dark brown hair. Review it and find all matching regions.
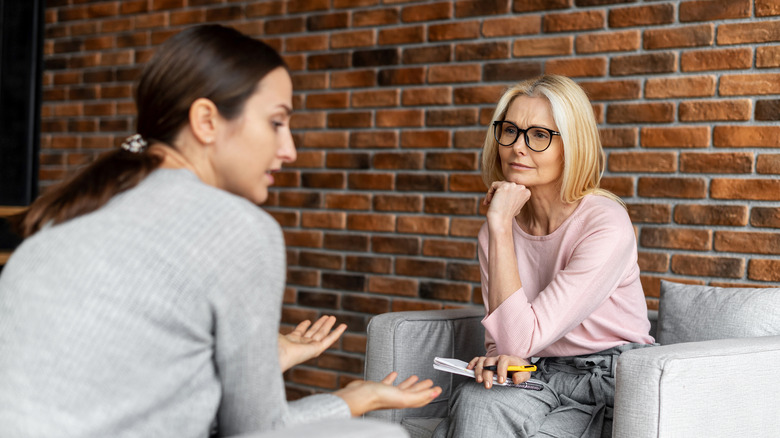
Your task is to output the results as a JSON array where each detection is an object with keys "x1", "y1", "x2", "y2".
[{"x1": 17, "y1": 25, "x2": 287, "y2": 237}]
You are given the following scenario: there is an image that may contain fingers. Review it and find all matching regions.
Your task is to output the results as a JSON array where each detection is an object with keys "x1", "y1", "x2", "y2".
[
  {"x1": 291, "y1": 320, "x2": 312, "y2": 336},
  {"x1": 305, "y1": 315, "x2": 334, "y2": 339},
  {"x1": 381, "y1": 371, "x2": 398, "y2": 385},
  {"x1": 396, "y1": 375, "x2": 420, "y2": 390}
]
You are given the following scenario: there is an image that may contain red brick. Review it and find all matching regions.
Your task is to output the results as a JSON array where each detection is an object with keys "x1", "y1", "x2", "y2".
[
  {"x1": 349, "y1": 131, "x2": 398, "y2": 149},
  {"x1": 325, "y1": 193, "x2": 371, "y2": 210},
  {"x1": 749, "y1": 259, "x2": 780, "y2": 282},
  {"x1": 278, "y1": 191, "x2": 322, "y2": 208},
  {"x1": 713, "y1": 125, "x2": 780, "y2": 147},
  {"x1": 454, "y1": 129, "x2": 487, "y2": 149},
  {"x1": 397, "y1": 216, "x2": 450, "y2": 235},
  {"x1": 711, "y1": 178, "x2": 780, "y2": 201},
  {"x1": 607, "y1": 103, "x2": 674, "y2": 124},
  {"x1": 455, "y1": 0, "x2": 509, "y2": 17},
  {"x1": 330, "y1": 70, "x2": 375, "y2": 89},
  {"x1": 680, "y1": 0, "x2": 751, "y2": 21},
  {"x1": 428, "y1": 21, "x2": 481, "y2": 41},
  {"x1": 330, "y1": 30, "x2": 376, "y2": 49},
  {"x1": 392, "y1": 300, "x2": 444, "y2": 312},
  {"x1": 378, "y1": 67, "x2": 425, "y2": 86},
  {"x1": 367, "y1": 276, "x2": 418, "y2": 297},
  {"x1": 373, "y1": 194, "x2": 423, "y2": 212},
  {"x1": 640, "y1": 127, "x2": 711, "y2": 148},
  {"x1": 281, "y1": 230, "x2": 322, "y2": 249},
  {"x1": 757, "y1": 0, "x2": 780, "y2": 16},
  {"x1": 376, "y1": 109, "x2": 424, "y2": 127},
  {"x1": 286, "y1": 35, "x2": 328, "y2": 52},
  {"x1": 299, "y1": 251, "x2": 343, "y2": 270},
  {"x1": 372, "y1": 236, "x2": 421, "y2": 255},
  {"x1": 291, "y1": 113, "x2": 327, "y2": 130},
  {"x1": 641, "y1": 227, "x2": 712, "y2": 251},
  {"x1": 674, "y1": 204, "x2": 748, "y2": 226},
  {"x1": 679, "y1": 99, "x2": 752, "y2": 122},
  {"x1": 714, "y1": 231, "x2": 780, "y2": 255},
  {"x1": 543, "y1": 10, "x2": 605, "y2": 33},
  {"x1": 600, "y1": 128, "x2": 637, "y2": 148},
  {"x1": 328, "y1": 112, "x2": 372, "y2": 129},
  {"x1": 351, "y1": 89, "x2": 399, "y2": 108},
  {"x1": 425, "y1": 152, "x2": 478, "y2": 171},
  {"x1": 720, "y1": 73, "x2": 780, "y2": 96},
  {"x1": 513, "y1": 0, "x2": 571, "y2": 13},
  {"x1": 455, "y1": 41, "x2": 510, "y2": 62},
  {"x1": 353, "y1": 8, "x2": 399, "y2": 27},
  {"x1": 546, "y1": 57, "x2": 607, "y2": 77},
  {"x1": 671, "y1": 254, "x2": 745, "y2": 278},
  {"x1": 419, "y1": 281, "x2": 472, "y2": 302},
  {"x1": 348, "y1": 173, "x2": 394, "y2": 190},
  {"x1": 401, "y1": 2, "x2": 452, "y2": 22},
  {"x1": 681, "y1": 48, "x2": 753, "y2": 72},
  {"x1": 626, "y1": 203, "x2": 671, "y2": 224},
  {"x1": 346, "y1": 256, "x2": 392, "y2": 274},
  {"x1": 611, "y1": 52, "x2": 676, "y2": 76},
  {"x1": 750, "y1": 207, "x2": 780, "y2": 228},
  {"x1": 347, "y1": 213, "x2": 396, "y2": 232},
  {"x1": 450, "y1": 174, "x2": 488, "y2": 192},
  {"x1": 637, "y1": 177, "x2": 707, "y2": 198},
  {"x1": 608, "y1": 152, "x2": 676, "y2": 173},
  {"x1": 402, "y1": 87, "x2": 453, "y2": 106},
  {"x1": 638, "y1": 252, "x2": 669, "y2": 273},
  {"x1": 423, "y1": 239, "x2": 477, "y2": 259},
  {"x1": 325, "y1": 151, "x2": 370, "y2": 169},
  {"x1": 301, "y1": 211, "x2": 346, "y2": 229},
  {"x1": 427, "y1": 108, "x2": 479, "y2": 126},
  {"x1": 644, "y1": 24, "x2": 714, "y2": 50},
  {"x1": 403, "y1": 45, "x2": 452, "y2": 64},
  {"x1": 306, "y1": 92, "x2": 349, "y2": 109},
  {"x1": 482, "y1": 16, "x2": 540, "y2": 37},
  {"x1": 717, "y1": 20, "x2": 780, "y2": 45},
  {"x1": 373, "y1": 152, "x2": 424, "y2": 170},
  {"x1": 679, "y1": 152, "x2": 754, "y2": 174},
  {"x1": 513, "y1": 36, "x2": 573, "y2": 57},
  {"x1": 401, "y1": 131, "x2": 450, "y2": 148},
  {"x1": 428, "y1": 64, "x2": 481, "y2": 83},
  {"x1": 447, "y1": 262, "x2": 481, "y2": 283},
  {"x1": 324, "y1": 233, "x2": 369, "y2": 252},
  {"x1": 378, "y1": 26, "x2": 424, "y2": 46},
  {"x1": 576, "y1": 30, "x2": 640, "y2": 53},
  {"x1": 301, "y1": 132, "x2": 349, "y2": 149},
  {"x1": 397, "y1": 173, "x2": 446, "y2": 191},
  {"x1": 608, "y1": 4, "x2": 674, "y2": 27},
  {"x1": 757, "y1": 154, "x2": 780, "y2": 174},
  {"x1": 484, "y1": 61, "x2": 543, "y2": 82}
]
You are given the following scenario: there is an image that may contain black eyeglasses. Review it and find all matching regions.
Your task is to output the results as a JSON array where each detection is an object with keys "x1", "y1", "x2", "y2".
[{"x1": 492, "y1": 120, "x2": 560, "y2": 152}]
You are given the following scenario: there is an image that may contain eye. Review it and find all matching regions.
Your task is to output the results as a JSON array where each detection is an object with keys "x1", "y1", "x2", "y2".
[
  {"x1": 503, "y1": 125, "x2": 517, "y2": 135},
  {"x1": 271, "y1": 120, "x2": 284, "y2": 131},
  {"x1": 530, "y1": 128, "x2": 550, "y2": 140}
]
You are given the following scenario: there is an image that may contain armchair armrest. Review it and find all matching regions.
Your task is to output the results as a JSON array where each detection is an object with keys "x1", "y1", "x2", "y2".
[
  {"x1": 613, "y1": 335, "x2": 780, "y2": 438},
  {"x1": 363, "y1": 308, "x2": 485, "y2": 424}
]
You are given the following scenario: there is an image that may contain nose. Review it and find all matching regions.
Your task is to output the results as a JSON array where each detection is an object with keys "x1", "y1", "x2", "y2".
[{"x1": 278, "y1": 130, "x2": 297, "y2": 164}]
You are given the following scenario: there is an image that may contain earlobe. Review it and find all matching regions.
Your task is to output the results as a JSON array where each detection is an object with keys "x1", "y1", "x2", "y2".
[{"x1": 189, "y1": 97, "x2": 219, "y2": 144}]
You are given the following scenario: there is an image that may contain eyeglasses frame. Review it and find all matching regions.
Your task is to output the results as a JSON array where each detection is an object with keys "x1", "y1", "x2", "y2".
[{"x1": 492, "y1": 120, "x2": 561, "y2": 152}]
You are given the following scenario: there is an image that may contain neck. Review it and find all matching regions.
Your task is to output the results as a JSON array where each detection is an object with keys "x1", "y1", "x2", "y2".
[
  {"x1": 518, "y1": 187, "x2": 580, "y2": 236},
  {"x1": 149, "y1": 135, "x2": 216, "y2": 187}
]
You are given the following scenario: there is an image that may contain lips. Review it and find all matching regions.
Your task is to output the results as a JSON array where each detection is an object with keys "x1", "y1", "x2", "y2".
[{"x1": 510, "y1": 162, "x2": 534, "y2": 170}]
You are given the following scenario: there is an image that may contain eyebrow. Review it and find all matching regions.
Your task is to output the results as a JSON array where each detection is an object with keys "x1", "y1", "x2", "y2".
[{"x1": 277, "y1": 104, "x2": 292, "y2": 115}]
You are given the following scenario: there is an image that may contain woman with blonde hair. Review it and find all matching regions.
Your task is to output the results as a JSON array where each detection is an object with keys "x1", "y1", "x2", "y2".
[{"x1": 433, "y1": 75, "x2": 654, "y2": 438}]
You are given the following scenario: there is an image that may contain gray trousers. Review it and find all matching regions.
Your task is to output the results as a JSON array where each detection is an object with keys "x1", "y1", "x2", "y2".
[{"x1": 432, "y1": 343, "x2": 654, "y2": 438}]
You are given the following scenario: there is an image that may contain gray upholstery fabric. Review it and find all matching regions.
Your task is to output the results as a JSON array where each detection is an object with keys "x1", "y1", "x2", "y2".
[
  {"x1": 658, "y1": 280, "x2": 780, "y2": 345},
  {"x1": 614, "y1": 335, "x2": 780, "y2": 438},
  {"x1": 364, "y1": 308, "x2": 485, "y2": 424},
  {"x1": 234, "y1": 418, "x2": 409, "y2": 438}
]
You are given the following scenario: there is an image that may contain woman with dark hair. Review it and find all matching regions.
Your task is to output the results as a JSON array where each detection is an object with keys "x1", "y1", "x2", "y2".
[
  {"x1": 432, "y1": 75, "x2": 654, "y2": 438},
  {"x1": 0, "y1": 25, "x2": 439, "y2": 437}
]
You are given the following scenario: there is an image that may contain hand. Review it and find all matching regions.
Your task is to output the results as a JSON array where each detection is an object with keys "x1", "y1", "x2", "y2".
[
  {"x1": 278, "y1": 315, "x2": 347, "y2": 372},
  {"x1": 483, "y1": 181, "x2": 531, "y2": 225},
  {"x1": 467, "y1": 355, "x2": 532, "y2": 389},
  {"x1": 335, "y1": 372, "x2": 442, "y2": 417}
]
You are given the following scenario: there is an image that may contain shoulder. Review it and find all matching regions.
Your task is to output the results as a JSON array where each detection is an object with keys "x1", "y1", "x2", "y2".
[{"x1": 575, "y1": 194, "x2": 632, "y2": 229}]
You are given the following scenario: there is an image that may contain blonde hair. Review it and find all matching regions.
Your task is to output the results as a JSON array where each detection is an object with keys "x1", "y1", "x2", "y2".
[{"x1": 481, "y1": 74, "x2": 623, "y2": 206}]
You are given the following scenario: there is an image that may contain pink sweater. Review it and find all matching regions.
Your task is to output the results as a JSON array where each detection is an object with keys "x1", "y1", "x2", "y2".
[{"x1": 479, "y1": 194, "x2": 654, "y2": 358}]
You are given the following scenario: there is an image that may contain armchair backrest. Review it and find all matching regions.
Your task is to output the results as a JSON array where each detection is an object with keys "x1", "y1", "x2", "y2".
[{"x1": 657, "y1": 280, "x2": 780, "y2": 345}]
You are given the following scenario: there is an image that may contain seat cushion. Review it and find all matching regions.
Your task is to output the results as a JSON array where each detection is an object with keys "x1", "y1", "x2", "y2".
[
  {"x1": 401, "y1": 417, "x2": 444, "y2": 438},
  {"x1": 657, "y1": 280, "x2": 780, "y2": 345}
]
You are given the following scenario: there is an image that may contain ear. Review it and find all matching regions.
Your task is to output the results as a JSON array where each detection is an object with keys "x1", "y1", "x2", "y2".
[{"x1": 188, "y1": 97, "x2": 220, "y2": 145}]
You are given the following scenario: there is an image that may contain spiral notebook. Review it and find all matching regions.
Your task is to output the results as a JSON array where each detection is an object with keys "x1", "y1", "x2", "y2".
[{"x1": 433, "y1": 357, "x2": 544, "y2": 390}]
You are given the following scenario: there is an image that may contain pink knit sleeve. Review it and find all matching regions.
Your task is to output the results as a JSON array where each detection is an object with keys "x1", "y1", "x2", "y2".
[{"x1": 479, "y1": 210, "x2": 638, "y2": 358}]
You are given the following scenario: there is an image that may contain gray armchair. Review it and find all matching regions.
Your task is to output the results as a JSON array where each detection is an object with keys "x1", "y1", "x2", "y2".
[{"x1": 364, "y1": 281, "x2": 780, "y2": 438}]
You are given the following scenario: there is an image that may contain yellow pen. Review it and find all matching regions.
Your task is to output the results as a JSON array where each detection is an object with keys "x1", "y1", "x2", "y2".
[{"x1": 483, "y1": 365, "x2": 537, "y2": 372}]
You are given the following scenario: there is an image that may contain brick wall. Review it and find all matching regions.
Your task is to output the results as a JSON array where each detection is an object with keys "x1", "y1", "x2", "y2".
[{"x1": 40, "y1": 0, "x2": 780, "y2": 398}]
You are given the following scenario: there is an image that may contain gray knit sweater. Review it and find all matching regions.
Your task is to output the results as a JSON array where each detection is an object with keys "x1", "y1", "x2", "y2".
[{"x1": 0, "y1": 169, "x2": 350, "y2": 437}]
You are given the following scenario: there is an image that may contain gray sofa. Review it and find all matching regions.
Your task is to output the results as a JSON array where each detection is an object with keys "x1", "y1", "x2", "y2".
[{"x1": 364, "y1": 281, "x2": 780, "y2": 438}]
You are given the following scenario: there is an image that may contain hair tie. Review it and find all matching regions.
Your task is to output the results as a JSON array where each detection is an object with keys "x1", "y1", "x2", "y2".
[{"x1": 121, "y1": 134, "x2": 148, "y2": 153}]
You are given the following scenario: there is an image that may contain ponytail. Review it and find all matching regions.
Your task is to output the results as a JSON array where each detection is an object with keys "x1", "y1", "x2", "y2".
[{"x1": 16, "y1": 149, "x2": 162, "y2": 237}]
